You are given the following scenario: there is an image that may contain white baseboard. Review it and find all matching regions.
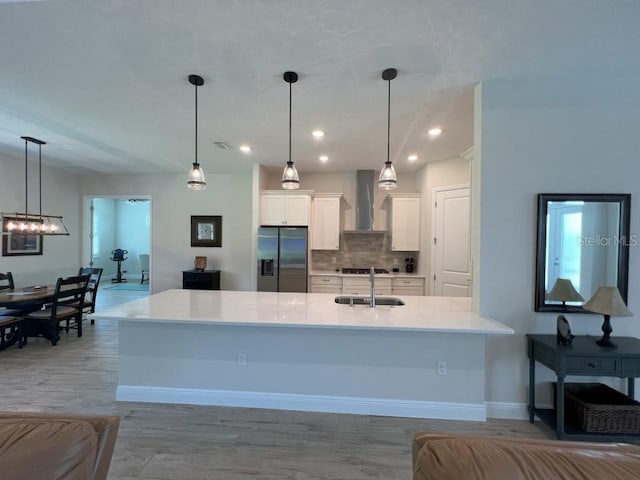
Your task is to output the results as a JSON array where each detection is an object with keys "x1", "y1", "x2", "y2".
[
  {"x1": 117, "y1": 386, "x2": 487, "y2": 421},
  {"x1": 485, "y1": 401, "x2": 529, "y2": 420}
]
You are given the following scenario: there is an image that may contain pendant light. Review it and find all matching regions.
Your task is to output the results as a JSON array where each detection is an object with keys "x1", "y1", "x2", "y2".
[
  {"x1": 187, "y1": 74, "x2": 206, "y2": 190},
  {"x1": 1, "y1": 136, "x2": 69, "y2": 236},
  {"x1": 281, "y1": 71, "x2": 300, "y2": 189},
  {"x1": 378, "y1": 68, "x2": 398, "y2": 190}
]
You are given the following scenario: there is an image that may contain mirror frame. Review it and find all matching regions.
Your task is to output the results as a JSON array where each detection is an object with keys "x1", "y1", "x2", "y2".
[{"x1": 534, "y1": 193, "x2": 631, "y2": 313}]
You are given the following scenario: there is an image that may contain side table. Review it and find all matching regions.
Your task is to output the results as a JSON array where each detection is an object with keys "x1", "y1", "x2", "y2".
[
  {"x1": 182, "y1": 270, "x2": 220, "y2": 290},
  {"x1": 527, "y1": 334, "x2": 640, "y2": 442}
]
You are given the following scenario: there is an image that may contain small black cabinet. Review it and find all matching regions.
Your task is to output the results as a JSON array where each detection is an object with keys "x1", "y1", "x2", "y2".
[{"x1": 182, "y1": 270, "x2": 220, "y2": 290}]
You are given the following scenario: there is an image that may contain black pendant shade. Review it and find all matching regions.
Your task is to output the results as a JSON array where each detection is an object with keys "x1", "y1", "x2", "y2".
[
  {"x1": 281, "y1": 71, "x2": 300, "y2": 189},
  {"x1": 187, "y1": 74, "x2": 207, "y2": 190},
  {"x1": 378, "y1": 68, "x2": 398, "y2": 190}
]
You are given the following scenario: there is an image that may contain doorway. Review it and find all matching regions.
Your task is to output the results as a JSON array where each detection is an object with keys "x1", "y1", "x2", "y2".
[
  {"x1": 432, "y1": 186, "x2": 471, "y2": 296},
  {"x1": 82, "y1": 196, "x2": 152, "y2": 294}
]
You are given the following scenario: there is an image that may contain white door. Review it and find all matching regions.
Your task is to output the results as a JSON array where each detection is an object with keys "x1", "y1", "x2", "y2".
[{"x1": 433, "y1": 187, "x2": 471, "y2": 296}]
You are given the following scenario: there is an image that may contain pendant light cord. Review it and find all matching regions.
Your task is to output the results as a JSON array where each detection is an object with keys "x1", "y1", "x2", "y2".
[
  {"x1": 24, "y1": 138, "x2": 28, "y2": 219},
  {"x1": 194, "y1": 82, "x2": 198, "y2": 167},
  {"x1": 39, "y1": 143, "x2": 42, "y2": 217},
  {"x1": 289, "y1": 80, "x2": 292, "y2": 164},
  {"x1": 387, "y1": 77, "x2": 391, "y2": 164}
]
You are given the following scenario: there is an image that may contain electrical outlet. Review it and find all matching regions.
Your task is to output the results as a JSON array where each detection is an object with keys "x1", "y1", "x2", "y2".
[
  {"x1": 436, "y1": 360, "x2": 447, "y2": 376},
  {"x1": 332, "y1": 256, "x2": 337, "y2": 264},
  {"x1": 237, "y1": 352, "x2": 247, "y2": 366}
]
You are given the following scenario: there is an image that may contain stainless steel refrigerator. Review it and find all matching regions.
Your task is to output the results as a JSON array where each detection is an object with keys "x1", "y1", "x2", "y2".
[{"x1": 257, "y1": 227, "x2": 308, "y2": 292}]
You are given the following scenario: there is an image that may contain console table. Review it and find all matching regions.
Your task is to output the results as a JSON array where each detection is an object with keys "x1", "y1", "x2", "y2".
[
  {"x1": 182, "y1": 270, "x2": 220, "y2": 290},
  {"x1": 527, "y1": 334, "x2": 640, "y2": 442}
]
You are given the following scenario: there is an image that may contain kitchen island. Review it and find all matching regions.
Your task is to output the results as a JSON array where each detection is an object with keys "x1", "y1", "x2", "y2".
[{"x1": 97, "y1": 289, "x2": 513, "y2": 420}]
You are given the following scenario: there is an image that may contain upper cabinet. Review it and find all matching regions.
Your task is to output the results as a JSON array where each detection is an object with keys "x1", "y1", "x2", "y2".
[
  {"x1": 260, "y1": 191, "x2": 311, "y2": 226},
  {"x1": 387, "y1": 193, "x2": 421, "y2": 251},
  {"x1": 311, "y1": 194, "x2": 342, "y2": 250}
]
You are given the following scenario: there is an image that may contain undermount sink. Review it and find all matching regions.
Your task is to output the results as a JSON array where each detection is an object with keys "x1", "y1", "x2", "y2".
[{"x1": 334, "y1": 295, "x2": 405, "y2": 306}]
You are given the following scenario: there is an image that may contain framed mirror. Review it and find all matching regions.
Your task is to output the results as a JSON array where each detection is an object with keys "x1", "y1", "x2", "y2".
[{"x1": 535, "y1": 193, "x2": 631, "y2": 312}]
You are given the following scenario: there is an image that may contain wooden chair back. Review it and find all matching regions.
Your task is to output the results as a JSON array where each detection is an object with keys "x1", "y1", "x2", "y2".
[
  {"x1": 78, "y1": 267, "x2": 103, "y2": 313},
  {"x1": 52, "y1": 274, "x2": 90, "y2": 316},
  {"x1": 0, "y1": 272, "x2": 15, "y2": 291}
]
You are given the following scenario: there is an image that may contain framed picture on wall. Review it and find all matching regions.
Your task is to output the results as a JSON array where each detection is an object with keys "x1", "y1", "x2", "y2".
[
  {"x1": 190, "y1": 215, "x2": 222, "y2": 247},
  {"x1": 2, "y1": 216, "x2": 43, "y2": 256}
]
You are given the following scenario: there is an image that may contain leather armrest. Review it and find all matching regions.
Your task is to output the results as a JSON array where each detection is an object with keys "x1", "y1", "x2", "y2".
[
  {"x1": 0, "y1": 412, "x2": 120, "y2": 480},
  {"x1": 412, "y1": 432, "x2": 640, "y2": 480}
]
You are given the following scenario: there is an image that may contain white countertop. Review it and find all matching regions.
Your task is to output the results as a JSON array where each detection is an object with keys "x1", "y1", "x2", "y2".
[
  {"x1": 96, "y1": 289, "x2": 513, "y2": 335},
  {"x1": 310, "y1": 270, "x2": 425, "y2": 278}
]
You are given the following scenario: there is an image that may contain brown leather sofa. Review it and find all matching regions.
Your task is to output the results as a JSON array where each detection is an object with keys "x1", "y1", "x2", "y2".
[
  {"x1": 413, "y1": 432, "x2": 640, "y2": 480},
  {"x1": 0, "y1": 412, "x2": 120, "y2": 480}
]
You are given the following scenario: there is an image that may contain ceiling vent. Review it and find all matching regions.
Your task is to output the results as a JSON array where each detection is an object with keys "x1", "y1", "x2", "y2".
[{"x1": 213, "y1": 141, "x2": 232, "y2": 150}]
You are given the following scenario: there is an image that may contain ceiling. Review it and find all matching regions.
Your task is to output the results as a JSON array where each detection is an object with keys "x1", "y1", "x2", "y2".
[{"x1": 0, "y1": 1, "x2": 638, "y2": 176}]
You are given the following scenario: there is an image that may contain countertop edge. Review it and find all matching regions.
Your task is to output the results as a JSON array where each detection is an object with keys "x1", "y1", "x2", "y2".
[{"x1": 96, "y1": 314, "x2": 514, "y2": 335}]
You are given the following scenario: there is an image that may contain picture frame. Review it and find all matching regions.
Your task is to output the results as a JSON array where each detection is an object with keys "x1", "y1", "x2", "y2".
[
  {"x1": 190, "y1": 215, "x2": 222, "y2": 247},
  {"x1": 2, "y1": 216, "x2": 43, "y2": 256}
]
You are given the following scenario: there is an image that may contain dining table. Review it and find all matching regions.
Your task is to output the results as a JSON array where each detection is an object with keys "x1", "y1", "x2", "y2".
[
  {"x1": 0, "y1": 285, "x2": 59, "y2": 348},
  {"x1": 0, "y1": 286, "x2": 56, "y2": 309}
]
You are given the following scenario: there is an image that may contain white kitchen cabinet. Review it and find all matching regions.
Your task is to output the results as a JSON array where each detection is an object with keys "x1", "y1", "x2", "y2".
[
  {"x1": 342, "y1": 277, "x2": 392, "y2": 296},
  {"x1": 387, "y1": 194, "x2": 421, "y2": 251},
  {"x1": 392, "y1": 276, "x2": 425, "y2": 296},
  {"x1": 311, "y1": 194, "x2": 342, "y2": 250},
  {"x1": 260, "y1": 191, "x2": 311, "y2": 226},
  {"x1": 309, "y1": 274, "x2": 342, "y2": 294}
]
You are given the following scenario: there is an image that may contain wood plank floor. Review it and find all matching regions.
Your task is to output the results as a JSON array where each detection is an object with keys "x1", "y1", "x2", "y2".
[{"x1": 0, "y1": 287, "x2": 551, "y2": 479}]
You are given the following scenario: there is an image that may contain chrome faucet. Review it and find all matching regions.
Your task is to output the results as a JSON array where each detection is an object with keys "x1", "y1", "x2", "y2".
[{"x1": 369, "y1": 266, "x2": 376, "y2": 308}]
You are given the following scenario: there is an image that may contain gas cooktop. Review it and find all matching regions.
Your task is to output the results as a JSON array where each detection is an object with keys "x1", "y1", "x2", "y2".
[{"x1": 341, "y1": 268, "x2": 390, "y2": 274}]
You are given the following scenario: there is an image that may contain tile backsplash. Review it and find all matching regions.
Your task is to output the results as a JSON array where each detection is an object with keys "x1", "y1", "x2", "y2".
[{"x1": 311, "y1": 233, "x2": 418, "y2": 273}]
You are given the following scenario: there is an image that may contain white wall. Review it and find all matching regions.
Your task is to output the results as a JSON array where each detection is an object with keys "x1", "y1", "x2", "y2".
[
  {"x1": 416, "y1": 156, "x2": 471, "y2": 294},
  {"x1": 475, "y1": 76, "x2": 640, "y2": 405},
  {"x1": 80, "y1": 173, "x2": 254, "y2": 293},
  {"x1": 0, "y1": 152, "x2": 81, "y2": 286}
]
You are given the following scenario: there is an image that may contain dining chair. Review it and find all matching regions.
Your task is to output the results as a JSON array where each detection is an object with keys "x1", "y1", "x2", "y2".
[
  {"x1": 0, "y1": 272, "x2": 15, "y2": 291},
  {"x1": 77, "y1": 267, "x2": 104, "y2": 326},
  {"x1": 0, "y1": 272, "x2": 23, "y2": 319},
  {"x1": 24, "y1": 274, "x2": 90, "y2": 346},
  {"x1": 0, "y1": 272, "x2": 24, "y2": 350},
  {"x1": 139, "y1": 254, "x2": 150, "y2": 284},
  {"x1": 0, "y1": 315, "x2": 24, "y2": 350}
]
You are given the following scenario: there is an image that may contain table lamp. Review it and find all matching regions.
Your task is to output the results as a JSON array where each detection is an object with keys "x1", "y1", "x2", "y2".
[
  {"x1": 583, "y1": 286, "x2": 632, "y2": 349},
  {"x1": 547, "y1": 278, "x2": 584, "y2": 345}
]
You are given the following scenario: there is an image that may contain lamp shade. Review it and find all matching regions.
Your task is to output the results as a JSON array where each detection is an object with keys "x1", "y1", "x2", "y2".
[
  {"x1": 187, "y1": 163, "x2": 206, "y2": 190},
  {"x1": 378, "y1": 161, "x2": 397, "y2": 190},
  {"x1": 583, "y1": 286, "x2": 632, "y2": 317},
  {"x1": 281, "y1": 161, "x2": 300, "y2": 189},
  {"x1": 546, "y1": 278, "x2": 584, "y2": 303}
]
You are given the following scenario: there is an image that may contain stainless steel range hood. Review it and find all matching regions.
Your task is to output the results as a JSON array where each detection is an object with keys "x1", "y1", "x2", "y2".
[{"x1": 343, "y1": 170, "x2": 385, "y2": 234}]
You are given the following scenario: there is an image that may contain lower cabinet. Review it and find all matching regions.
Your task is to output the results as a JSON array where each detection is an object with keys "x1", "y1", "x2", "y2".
[
  {"x1": 310, "y1": 275, "x2": 342, "y2": 294},
  {"x1": 309, "y1": 274, "x2": 425, "y2": 296},
  {"x1": 342, "y1": 277, "x2": 392, "y2": 296},
  {"x1": 392, "y1": 277, "x2": 425, "y2": 296}
]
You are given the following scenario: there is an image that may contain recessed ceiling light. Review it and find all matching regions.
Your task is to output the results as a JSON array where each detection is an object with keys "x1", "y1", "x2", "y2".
[
  {"x1": 428, "y1": 127, "x2": 443, "y2": 137},
  {"x1": 408, "y1": 154, "x2": 418, "y2": 162},
  {"x1": 319, "y1": 155, "x2": 329, "y2": 162},
  {"x1": 312, "y1": 130, "x2": 325, "y2": 138},
  {"x1": 239, "y1": 144, "x2": 252, "y2": 153}
]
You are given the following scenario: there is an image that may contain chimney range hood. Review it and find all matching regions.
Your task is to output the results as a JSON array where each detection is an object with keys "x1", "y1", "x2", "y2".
[{"x1": 343, "y1": 170, "x2": 386, "y2": 234}]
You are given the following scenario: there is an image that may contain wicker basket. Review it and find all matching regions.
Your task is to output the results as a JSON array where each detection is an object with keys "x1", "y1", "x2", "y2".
[{"x1": 562, "y1": 383, "x2": 640, "y2": 434}]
